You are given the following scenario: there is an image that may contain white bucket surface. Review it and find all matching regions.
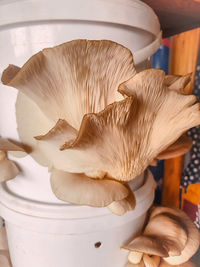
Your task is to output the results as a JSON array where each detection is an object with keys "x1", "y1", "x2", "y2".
[
  {"x1": 0, "y1": 1, "x2": 160, "y2": 266},
  {"x1": 0, "y1": 170, "x2": 156, "y2": 267}
]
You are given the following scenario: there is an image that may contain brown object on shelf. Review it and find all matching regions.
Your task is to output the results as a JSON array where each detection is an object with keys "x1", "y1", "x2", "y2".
[
  {"x1": 162, "y1": 28, "x2": 200, "y2": 207},
  {"x1": 141, "y1": 0, "x2": 200, "y2": 37}
]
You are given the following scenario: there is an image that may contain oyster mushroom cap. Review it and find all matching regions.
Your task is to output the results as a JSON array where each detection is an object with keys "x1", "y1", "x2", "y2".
[
  {"x1": 50, "y1": 169, "x2": 130, "y2": 207},
  {"x1": 157, "y1": 135, "x2": 193, "y2": 160},
  {"x1": 144, "y1": 213, "x2": 188, "y2": 256},
  {"x1": 121, "y1": 235, "x2": 169, "y2": 258},
  {"x1": 2, "y1": 41, "x2": 200, "y2": 182},
  {"x1": 150, "y1": 207, "x2": 200, "y2": 265},
  {"x1": 59, "y1": 69, "x2": 200, "y2": 180},
  {"x1": 118, "y1": 69, "x2": 200, "y2": 158},
  {"x1": 2, "y1": 40, "x2": 136, "y2": 173},
  {"x1": 2, "y1": 40, "x2": 135, "y2": 130},
  {"x1": 26, "y1": 68, "x2": 200, "y2": 182}
]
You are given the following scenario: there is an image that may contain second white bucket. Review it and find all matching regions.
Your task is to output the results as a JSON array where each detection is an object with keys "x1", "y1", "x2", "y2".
[{"x1": 0, "y1": 170, "x2": 156, "y2": 267}]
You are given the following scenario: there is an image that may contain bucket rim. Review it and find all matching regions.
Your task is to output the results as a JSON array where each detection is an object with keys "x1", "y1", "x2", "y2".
[
  {"x1": 0, "y1": 0, "x2": 160, "y2": 36},
  {"x1": 0, "y1": 169, "x2": 156, "y2": 220}
]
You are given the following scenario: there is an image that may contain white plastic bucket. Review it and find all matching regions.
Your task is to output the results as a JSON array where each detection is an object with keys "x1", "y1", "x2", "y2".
[
  {"x1": 0, "y1": 1, "x2": 160, "y2": 266},
  {"x1": 0, "y1": 170, "x2": 156, "y2": 267}
]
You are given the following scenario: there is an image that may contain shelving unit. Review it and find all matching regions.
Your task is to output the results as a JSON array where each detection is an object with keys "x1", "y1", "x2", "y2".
[{"x1": 141, "y1": 0, "x2": 200, "y2": 37}]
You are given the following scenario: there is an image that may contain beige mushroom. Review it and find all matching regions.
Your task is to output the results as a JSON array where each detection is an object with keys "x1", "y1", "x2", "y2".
[
  {"x1": 2, "y1": 42, "x2": 199, "y2": 181},
  {"x1": 118, "y1": 69, "x2": 200, "y2": 171},
  {"x1": 123, "y1": 206, "x2": 200, "y2": 266},
  {"x1": 2, "y1": 40, "x2": 200, "y2": 211},
  {"x1": 144, "y1": 213, "x2": 188, "y2": 256},
  {"x1": 149, "y1": 207, "x2": 200, "y2": 265},
  {"x1": 50, "y1": 169, "x2": 130, "y2": 207},
  {"x1": 157, "y1": 135, "x2": 193, "y2": 160},
  {"x1": 61, "y1": 82, "x2": 199, "y2": 181},
  {"x1": 122, "y1": 235, "x2": 169, "y2": 260},
  {"x1": 2, "y1": 40, "x2": 135, "y2": 129},
  {"x1": 1, "y1": 40, "x2": 138, "y2": 211},
  {"x1": 61, "y1": 69, "x2": 199, "y2": 180},
  {"x1": 2, "y1": 40, "x2": 136, "y2": 177},
  {"x1": 0, "y1": 137, "x2": 25, "y2": 182}
]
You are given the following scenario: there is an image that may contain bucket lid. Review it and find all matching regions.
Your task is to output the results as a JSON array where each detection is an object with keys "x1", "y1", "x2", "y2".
[{"x1": 0, "y1": 0, "x2": 160, "y2": 36}]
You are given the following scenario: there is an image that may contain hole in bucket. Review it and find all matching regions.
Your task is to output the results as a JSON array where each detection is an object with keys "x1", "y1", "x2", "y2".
[{"x1": 94, "y1": 242, "x2": 102, "y2": 248}]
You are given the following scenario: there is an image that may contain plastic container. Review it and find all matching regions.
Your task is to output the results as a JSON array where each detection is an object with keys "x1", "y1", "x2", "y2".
[
  {"x1": 0, "y1": 170, "x2": 156, "y2": 267},
  {"x1": 0, "y1": 0, "x2": 160, "y2": 266}
]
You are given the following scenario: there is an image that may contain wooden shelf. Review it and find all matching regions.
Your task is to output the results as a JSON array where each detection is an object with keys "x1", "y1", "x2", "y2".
[{"x1": 141, "y1": 0, "x2": 200, "y2": 37}]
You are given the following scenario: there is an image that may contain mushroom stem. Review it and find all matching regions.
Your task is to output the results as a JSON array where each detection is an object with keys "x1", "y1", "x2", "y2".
[
  {"x1": 143, "y1": 254, "x2": 160, "y2": 267},
  {"x1": 128, "y1": 251, "x2": 143, "y2": 264}
]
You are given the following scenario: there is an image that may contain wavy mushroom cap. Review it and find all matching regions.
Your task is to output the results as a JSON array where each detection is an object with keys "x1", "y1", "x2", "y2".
[
  {"x1": 1, "y1": 40, "x2": 200, "y2": 210},
  {"x1": 1, "y1": 40, "x2": 136, "y2": 174},
  {"x1": 2, "y1": 40, "x2": 198, "y2": 181}
]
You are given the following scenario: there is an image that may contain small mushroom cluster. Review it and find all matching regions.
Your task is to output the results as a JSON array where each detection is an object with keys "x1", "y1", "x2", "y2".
[
  {"x1": 1, "y1": 40, "x2": 200, "y2": 214},
  {"x1": 122, "y1": 206, "x2": 200, "y2": 267}
]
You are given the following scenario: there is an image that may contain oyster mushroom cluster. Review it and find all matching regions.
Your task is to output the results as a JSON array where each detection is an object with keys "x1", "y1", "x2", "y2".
[
  {"x1": 122, "y1": 206, "x2": 200, "y2": 267},
  {"x1": 1, "y1": 40, "x2": 200, "y2": 214}
]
